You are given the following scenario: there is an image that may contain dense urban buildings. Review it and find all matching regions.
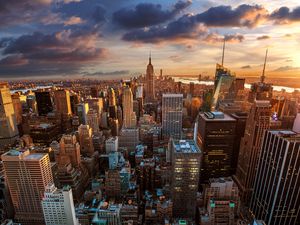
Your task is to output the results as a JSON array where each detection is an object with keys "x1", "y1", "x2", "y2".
[{"x1": 0, "y1": 32, "x2": 299, "y2": 225}]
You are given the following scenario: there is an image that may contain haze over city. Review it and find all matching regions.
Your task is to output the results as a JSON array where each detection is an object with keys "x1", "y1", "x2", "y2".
[{"x1": 0, "y1": 0, "x2": 300, "y2": 86}]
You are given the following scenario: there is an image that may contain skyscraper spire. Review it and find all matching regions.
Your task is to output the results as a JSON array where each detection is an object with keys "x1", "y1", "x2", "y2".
[
  {"x1": 221, "y1": 37, "x2": 226, "y2": 66},
  {"x1": 261, "y1": 49, "x2": 268, "y2": 83},
  {"x1": 149, "y1": 50, "x2": 152, "y2": 65}
]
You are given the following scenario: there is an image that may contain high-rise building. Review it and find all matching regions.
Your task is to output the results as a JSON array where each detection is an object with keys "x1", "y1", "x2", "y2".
[
  {"x1": 108, "y1": 88, "x2": 117, "y2": 119},
  {"x1": 11, "y1": 93, "x2": 23, "y2": 125},
  {"x1": 170, "y1": 139, "x2": 201, "y2": 218},
  {"x1": 57, "y1": 134, "x2": 81, "y2": 167},
  {"x1": 42, "y1": 184, "x2": 79, "y2": 225},
  {"x1": 197, "y1": 111, "x2": 236, "y2": 182},
  {"x1": 119, "y1": 128, "x2": 139, "y2": 153},
  {"x1": 1, "y1": 150, "x2": 53, "y2": 225},
  {"x1": 145, "y1": 55, "x2": 155, "y2": 102},
  {"x1": 54, "y1": 89, "x2": 72, "y2": 116},
  {"x1": 122, "y1": 86, "x2": 136, "y2": 129},
  {"x1": 162, "y1": 94, "x2": 183, "y2": 139},
  {"x1": 234, "y1": 100, "x2": 271, "y2": 203},
  {"x1": 77, "y1": 103, "x2": 89, "y2": 125},
  {"x1": 78, "y1": 124, "x2": 94, "y2": 157},
  {"x1": 0, "y1": 83, "x2": 19, "y2": 148},
  {"x1": 105, "y1": 137, "x2": 118, "y2": 154},
  {"x1": 250, "y1": 130, "x2": 300, "y2": 225},
  {"x1": 35, "y1": 91, "x2": 53, "y2": 116},
  {"x1": 87, "y1": 110, "x2": 100, "y2": 134}
]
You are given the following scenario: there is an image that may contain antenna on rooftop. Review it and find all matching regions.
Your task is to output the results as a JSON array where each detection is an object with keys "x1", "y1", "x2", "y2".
[
  {"x1": 261, "y1": 48, "x2": 268, "y2": 83},
  {"x1": 221, "y1": 37, "x2": 226, "y2": 66}
]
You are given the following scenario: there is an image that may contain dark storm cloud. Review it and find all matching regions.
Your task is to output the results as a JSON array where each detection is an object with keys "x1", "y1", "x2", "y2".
[
  {"x1": 256, "y1": 35, "x2": 270, "y2": 40},
  {"x1": 0, "y1": 30, "x2": 108, "y2": 77},
  {"x1": 196, "y1": 4, "x2": 268, "y2": 28},
  {"x1": 0, "y1": 0, "x2": 51, "y2": 27},
  {"x1": 122, "y1": 14, "x2": 207, "y2": 43},
  {"x1": 56, "y1": 0, "x2": 107, "y2": 24},
  {"x1": 113, "y1": 0, "x2": 192, "y2": 28},
  {"x1": 270, "y1": 6, "x2": 300, "y2": 24}
]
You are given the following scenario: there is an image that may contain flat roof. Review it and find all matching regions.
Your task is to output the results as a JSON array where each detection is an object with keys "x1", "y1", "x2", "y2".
[
  {"x1": 162, "y1": 93, "x2": 183, "y2": 97},
  {"x1": 199, "y1": 112, "x2": 236, "y2": 121},
  {"x1": 24, "y1": 153, "x2": 46, "y2": 160},
  {"x1": 173, "y1": 139, "x2": 201, "y2": 153}
]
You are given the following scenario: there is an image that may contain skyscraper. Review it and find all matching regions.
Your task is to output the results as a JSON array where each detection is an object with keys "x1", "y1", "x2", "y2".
[
  {"x1": 145, "y1": 54, "x2": 155, "y2": 101},
  {"x1": 35, "y1": 90, "x2": 53, "y2": 116},
  {"x1": 108, "y1": 88, "x2": 117, "y2": 119},
  {"x1": 122, "y1": 86, "x2": 136, "y2": 128},
  {"x1": 77, "y1": 103, "x2": 89, "y2": 125},
  {"x1": 250, "y1": 130, "x2": 300, "y2": 225},
  {"x1": 162, "y1": 94, "x2": 183, "y2": 139},
  {"x1": 0, "y1": 82, "x2": 19, "y2": 148},
  {"x1": 197, "y1": 111, "x2": 236, "y2": 182},
  {"x1": 54, "y1": 89, "x2": 72, "y2": 116},
  {"x1": 42, "y1": 184, "x2": 79, "y2": 225},
  {"x1": 78, "y1": 124, "x2": 94, "y2": 157},
  {"x1": 87, "y1": 109, "x2": 100, "y2": 134},
  {"x1": 1, "y1": 150, "x2": 53, "y2": 225},
  {"x1": 170, "y1": 139, "x2": 201, "y2": 218},
  {"x1": 234, "y1": 100, "x2": 271, "y2": 203}
]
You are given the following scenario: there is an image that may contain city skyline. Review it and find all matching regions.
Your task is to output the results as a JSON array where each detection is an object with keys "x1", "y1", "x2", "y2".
[{"x1": 0, "y1": 0, "x2": 300, "y2": 82}]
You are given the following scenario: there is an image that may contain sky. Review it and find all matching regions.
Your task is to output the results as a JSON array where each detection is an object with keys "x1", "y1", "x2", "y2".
[{"x1": 0, "y1": 0, "x2": 300, "y2": 80}]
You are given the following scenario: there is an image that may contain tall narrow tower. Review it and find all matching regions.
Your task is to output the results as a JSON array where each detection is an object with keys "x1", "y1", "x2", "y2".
[{"x1": 145, "y1": 53, "x2": 155, "y2": 102}]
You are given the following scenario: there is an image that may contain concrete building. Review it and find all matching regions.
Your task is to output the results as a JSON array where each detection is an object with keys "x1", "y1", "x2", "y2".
[
  {"x1": 77, "y1": 103, "x2": 89, "y2": 125},
  {"x1": 250, "y1": 130, "x2": 300, "y2": 225},
  {"x1": 35, "y1": 90, "x2": 53, "y2": 116},
  {"x1": 234, "y1": 100, "x2": 271, "y2": 203},
  {"x1": 119, "y1": 128, "x2": 139, "y2": 153},
  {"x1": 122, "y1": 86, "x2": 136, "y2": 129},
  {"x1": 162, "y1": 94, "x2": 183, "y2": 139},
  {"x1": 145, "y1": 55, "x2": 155, "y2": 102},
  {"x1": 0, "y1": 83, "x2": 19, "y2": 148},
  {"x1": 42, "y1": 184, "x2": 79, "y2": 225},
  {"x1": 57, "y1": 134, "x2": 81, "y2": 167},
  {"x1": 106, "y1": 137, "x2": 118, "y2": 154},
  {"x1": 87, "y1": 109, "x2": 100, "y2": 134},
  {"x1": 92, "y1": 202, "x2": 121, "y2": 225},
  {"x1": 197, "y1": 111, "x2": 236, "y2": 182},
  {"x1": 1, "y1": 150, "x2": 53, "y2": 225},
  {"x1": 54, "y1": 89, "x2": 72, "y2": 116},
  {"x1": 78, "y1": 124, "x2": 94, "y2": 156},
  {"x1": 170, "y1": 139, "x2": 201, "y2": 218}
]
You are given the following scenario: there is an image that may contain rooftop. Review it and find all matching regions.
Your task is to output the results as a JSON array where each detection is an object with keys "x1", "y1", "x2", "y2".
[
  {"x1": 173, "y1": 139, "x2": 201, "y2": 153},
  {"x1": 200, "y1": 111, "x2": 235, "y2": 121}
]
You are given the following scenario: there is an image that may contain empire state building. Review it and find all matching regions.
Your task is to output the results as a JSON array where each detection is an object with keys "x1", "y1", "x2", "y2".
[{"x1": 145, "y1": 54, "x2": 155, "y2": 101}]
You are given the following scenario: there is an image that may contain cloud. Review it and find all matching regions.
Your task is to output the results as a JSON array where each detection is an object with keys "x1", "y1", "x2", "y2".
[
  {"x1": 204, "y1": 33, "x2": 244, "y2": 43},
  {"x1": 196, "y1": 4, "x2": 268, "y2": 28},
  {"x1": 113, "y1": 1, "x2": 192, "y2": 29},
  {"x1": 122, "y1": 14, "x2": 208, "y2": 43},
  {"x1": 241, "y1": 65, "x2": 251, "y2": 69},
  {"x1": 273, "y1": 66, "x2": 300, "y2": 72},
  {"x1": 0, "y1": 30, "x2": 108, "y2": 77},
  {"x1": 169, "y1": 55, "x2": 184, "y2": 62},
  {"x1": 64, "y1": 16, "x2": 84, "y2": 26},
  {"x1": 83, "y1": 70, "x2": 130, "y2": 76},
  {"x1": 270, "y1": 6, "x2": 300, "y2": 24},
  {"x1": 256, "y1": 35, "x2": 270, "y2": 40},
  {"x1": 0, "y1": 54, "x2": 28, "y2": 66},
  {"x1": 0, "y1": 0, "x2": 52, "y2": 27},
  {"x1": 55, "y1": 0, "x2": 107, "y2": 24}
]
